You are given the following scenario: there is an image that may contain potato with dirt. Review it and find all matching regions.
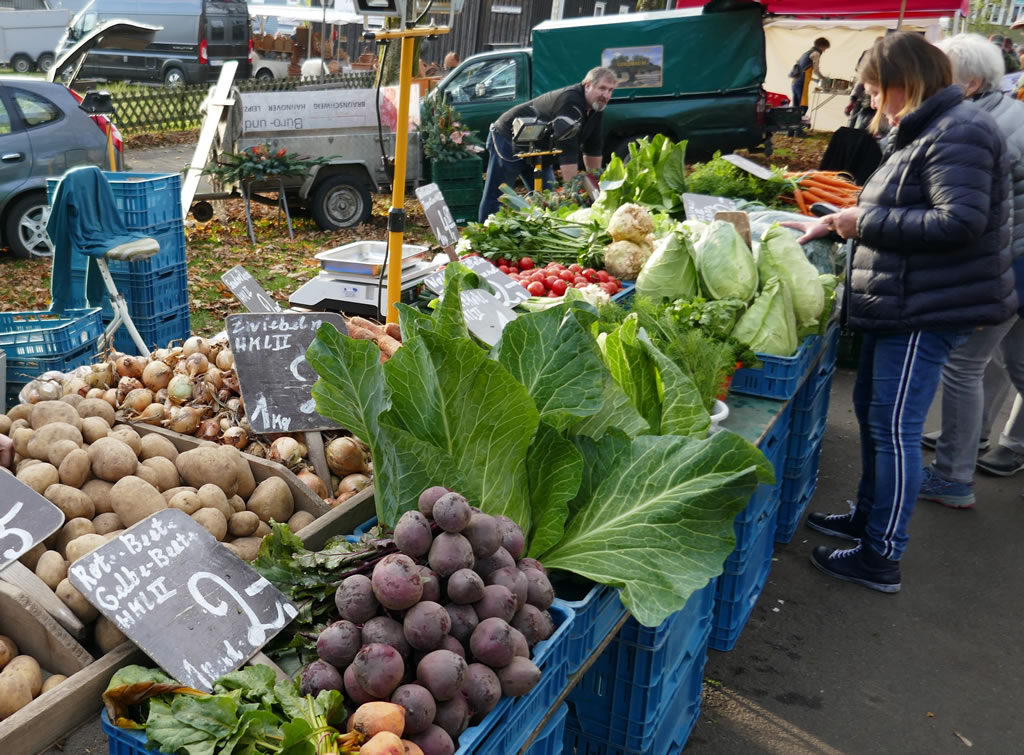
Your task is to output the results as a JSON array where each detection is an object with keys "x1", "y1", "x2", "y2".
[
  {"x1": 88, "y1": 437, "x2": 138, "y2": 482},
  {"x1": 110, "y1": 476, "x2": 167, "y2": 527}
]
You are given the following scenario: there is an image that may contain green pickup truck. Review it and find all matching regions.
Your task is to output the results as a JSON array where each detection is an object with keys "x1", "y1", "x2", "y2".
[{"x1": 432, "y1": 4, "x2": 778, "y2": 161}]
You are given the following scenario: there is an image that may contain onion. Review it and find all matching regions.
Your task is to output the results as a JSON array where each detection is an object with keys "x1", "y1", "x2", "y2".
[
  {"x1": 86, "y1": 387, "x2": 106, "y2": 400},
  {"x1": 221, "y1": 372, "x2": 240, "y2": 395},
  {"x1": 205, "y1": 366, "x2": 224, "y2": 392},
  {"x1": 215, "y1": 348, "x2": 234, "y2": 371},
  {"x1": 116, "y1": 377, "x2": 143, "y2": 404},
  {"x1": 102, "y1": 388, "x2": 117, "y2": 407},
  {"x1": 84, "y1": 361, "x2": 115, "y2": 390},
  {"x1": 155, "y1": 388, "x2": 169, "y2": 403},
  {"x1": 297, "y1": 470, "x2": 330, "y2": 499},
  {"x1": 135, "y1": 403, "x2": 166, "y2": 425},
  {"x1": 269, "y1": 436, "x2": 305, "y2": 467},
  {"x1": 167, "y1": 374, "x2": 194, "y2": 404},
  {"x1": 61, "y1": 377, "x2": 88, "y2": 398},
  {"x1": 238, "y1": 415, "x2": 251, "y2": 434},
  {"x1": 217, "y1": 389, "x2": 233, "y2": 403},
  {"x1": 116, "y1": 355, "x2": 146, "y2": 379},
  {"x1": 326, "y1": 437, "x2": 367, "y2": 476},
  {"x1": 142, "y1": 360, "x2": 172, "y2": 391},
  {"x1": 152, "y1": 348, "x2": 170, "y2": 362},
  {"x1": 337, "y1": 473, "x2": 372, "y2": 496},
  {"x1": 36, "y1": 380, "x2": 62, "y2": 402},
  {"x1": 225, "y1": 397, "x2": 241, "y2": 413},
  {"x1": 197, "y1": 419, "x2": 221, "y2": 442},
  {"x1": 182, "y1": 336, "x2": 205, "y2": 358},
  {"x1": 222, "y1": 426, "x2": 249, "y2": 449},
  {"x1": 192, "y1": 380, "x2": 215, "y2": 404},
  {"x1": 123, "y1": 388, "x2": 154, "y2": 414},
  {"x1": 244, "y1": 441, "x2": 267, "y2": 458},
  {"x1": 184, "y1": 352, "x2": 209, "y2": 378},
  {"x1": 165, "y1": 405, "x2": 203, "y2": 435}
]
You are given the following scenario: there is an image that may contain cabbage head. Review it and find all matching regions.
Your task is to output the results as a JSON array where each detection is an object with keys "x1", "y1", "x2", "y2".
[
  {"x1": 758, "y1": 224, "x2": 825, "y2": 335},
  {"x1": 731, "y1": 276, "x2": 799, "y2": 357},
  {"x1": 696, "y1": 220, "x2": 758, "y2": 303},
  {"x1": 635, "y1": 229, "x2": 698, "y2": 301}
]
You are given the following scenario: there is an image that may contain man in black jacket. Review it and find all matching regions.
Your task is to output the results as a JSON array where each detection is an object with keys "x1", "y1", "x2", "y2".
[{"x1": 478, "y1": 67, "x2": 617, "y2": 222}]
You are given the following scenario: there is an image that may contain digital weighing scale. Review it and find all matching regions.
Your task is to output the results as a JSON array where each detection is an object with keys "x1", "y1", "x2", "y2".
[{"x1": 289, "y1": 241, "x2": 443, "y2": 318}]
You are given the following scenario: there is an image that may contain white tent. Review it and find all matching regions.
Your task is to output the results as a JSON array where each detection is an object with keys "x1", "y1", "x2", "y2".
[{"x1": 764, "y1": 17, "x2": 945, "y2": 133}]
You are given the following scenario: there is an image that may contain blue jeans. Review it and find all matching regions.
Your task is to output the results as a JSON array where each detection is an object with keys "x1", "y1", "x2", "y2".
[
  {"x1": 478, "y1": 129, "x2": 555, "y2": 223},
  {"x1": 853, "y1": 329, "x2": 970, "y2": 560}
]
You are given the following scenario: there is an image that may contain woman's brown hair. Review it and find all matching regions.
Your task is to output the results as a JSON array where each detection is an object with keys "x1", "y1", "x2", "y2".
[{"x1": 858, "y1": 31, "x2": 952, "y2": 133}]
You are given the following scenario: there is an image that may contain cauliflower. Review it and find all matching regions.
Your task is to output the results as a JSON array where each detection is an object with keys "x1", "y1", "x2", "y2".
[
  {"x1": 567, "y1": 207, "x2": 595, "y2": 224},
  {"x1": 607, "y1": 203, "x2": 655, "y2": 244},
  {"x1": 604, "y1": 239, "x2": 652, "y2": 280}
]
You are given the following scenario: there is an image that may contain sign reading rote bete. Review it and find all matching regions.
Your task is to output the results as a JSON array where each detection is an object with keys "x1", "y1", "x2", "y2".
[
  {"x1": 227, "y1": 312, "x2": 347, "y2": 434},
  {"x1": 68, "y1": 509, "x2": 298, "y2": 692},
  {"x1": 0, "y1": 475, "x2": 65, "y2": 573}
]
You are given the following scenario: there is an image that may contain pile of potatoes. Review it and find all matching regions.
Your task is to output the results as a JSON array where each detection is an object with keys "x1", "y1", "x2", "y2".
[
  {"x1": 0, "y1": 398, "x2": 318, "y2": 656},
  {"x1": 0, "y1": 634, "x2": 66, "y2": 721}
]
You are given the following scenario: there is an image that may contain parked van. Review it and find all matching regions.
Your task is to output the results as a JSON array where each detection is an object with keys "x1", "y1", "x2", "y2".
[{"x1": 54, "y1": 0, "x2": 252, "y2": 86}]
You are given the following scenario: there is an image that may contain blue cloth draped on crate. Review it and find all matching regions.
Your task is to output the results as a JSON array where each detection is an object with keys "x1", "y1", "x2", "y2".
[{"x1": 46, "y1": 166, "x2": 159, "y2": 314}]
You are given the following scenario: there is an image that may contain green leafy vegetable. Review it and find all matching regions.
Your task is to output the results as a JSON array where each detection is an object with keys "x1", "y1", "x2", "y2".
[
  {"x1": 594, "y1": 134, "x2": 688, "y2": 217},
  {"x1": 696, "y1": 220, "x2": 759, "y2": 303},
  {"x1": 732, "y1": 276, "x2": 799, "y2": 357},
  {"x1": 635, "y1": 227, "x2": 699, "y2": 301},
  {"x1": 686, "y1": 151, "x2": 789, "y2": 205},
  {"x1": 758, "y1": 223, "x2": 826, "y2": 335}
]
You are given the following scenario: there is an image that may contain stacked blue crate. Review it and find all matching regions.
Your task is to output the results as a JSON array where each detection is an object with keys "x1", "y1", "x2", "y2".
[
  {"x1": 47, "y1": 173, "x2": 190, "y2": 354},
  {"x1": 563, "y1": 578, "x2": 717, "y2": 753}
]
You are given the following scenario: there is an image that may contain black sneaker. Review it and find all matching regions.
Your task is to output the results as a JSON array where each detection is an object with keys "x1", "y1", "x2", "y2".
[
  {"x1": 921, "y1": 431, "x2": 989, "y2": 453},
  {"x1": 975, "y1": 445, "x2": 1024, "y2": 476},
  {"x1": 810, "y1": 543, "x2": 902, "y2": 593},
  {"x1": 805, "y1": 502, "x2": 866, "y2": 542}
]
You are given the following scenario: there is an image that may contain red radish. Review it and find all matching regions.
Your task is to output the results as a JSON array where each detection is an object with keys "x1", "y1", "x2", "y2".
[
  {"x1": 596, "y1": 270, "x2": 611, "y2": 282},
  {"x1": 568, "y1": 263, "x2": 582, "y2": 273},
  {"x1": 527, "y1": 281, "x2": 545, "y2": 296},
  {"x1": 582, "y1": 268, "x2": 597, "y2": 281},
  {"x1": 550, "y1": 279, "x2": 568, "y2": 296},
  {"x1": 519, "y1": 257, "x2": 534, "y2": 270}
]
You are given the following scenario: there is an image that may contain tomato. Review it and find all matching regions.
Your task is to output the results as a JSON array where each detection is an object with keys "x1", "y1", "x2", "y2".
[
  {"x1": 558, "y1": 270, "x2": 575, "y2": 282},
  {"x1": 519, "y1": 257, "x2": 535, "y2": 270},
  {"x1": 509, "y1": 273, "x2": 520, "y2": 280},
  {"x1": 550, "y1": 279, "x2": 568, "y2": 296},
  {"x1": 608, "y1": 276, "x2": 620, "y2": 287},
  {"x1": 519, "y1": 280, "x2": 530, "y2": 289},
  {"x1": 549, "y1": 262, "x2": 565, "y2": 272},
  {"x1": 498, "y1": 265, "x2": 510, "y2": 275},
  {"x1": 568, "y1": 263, "x2": 583, "y2": 274},
  {"x1": 547, "y1": 290, "x2": 560, "y2": 298},
  {"x1": 529, "y1": 272, "x2": 546, "y2": 285},
  {"x1": 527, "y1": 281, "x2": 546, "y2": 296},
  {"x1": 596, "y1": 270, "x2": 611, "y2": 283},
  {"x1": 573, "y1": 275, "x2": 588, "y2": 286},
  {"x1": 582, "y1": 268, "x2": 597, "y2": 281},
  {"x1": 545, "y1": 276, "x2": 560, "y2": 289},
  {"x1": 574, "y1": 281, "x2": 589, "y2": 289},
  {"x1": 509, "y1": 266, "x2": 519, "y2": 274},
  {"x1": 600, "y1": 282, "x2": 618, "y2": 295}
]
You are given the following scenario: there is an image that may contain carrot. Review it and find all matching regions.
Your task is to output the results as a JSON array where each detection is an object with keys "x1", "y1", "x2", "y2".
[
  {"x1": 377, "y1": 335, "x2": 402, "y2": 358},
  {"x1": 808, "y1": 175, "x2": 858, "y2": 190},
  {"x1": 800, "y1": 184, "x2": 853, "y2": 205},
  {"x1": 384, "y1": 322, "x2": 402, "y2": 342},
  {"x1": 346, "y1": 325, "x2": 378, "y2": 341},
  {"x1": 348, "y1": 316, "x2": 385, "y2": 337},
  {"x1": 793, "y1": 186, "x2": 809, "y2": 215}
]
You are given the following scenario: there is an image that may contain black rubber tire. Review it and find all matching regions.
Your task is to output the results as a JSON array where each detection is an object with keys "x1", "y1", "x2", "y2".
[
  {"x1": 4, "y1": 193, "x2": 53, "y2": 260},
  {"x1": 11, "y1": 55, "x2": 33, "y2": 74},
  {"x1": 36, "y1": 53, "x2": 55, "y2": 73},
  {"x1": 309, "y1": 175, "x2": 372, "y2": 230},
  {"x1": 612, "y1": 132, "x2": 658, "y2": 162},
  {"x1": 255, "y1": 68, "x2": 274, "y2": 81},
  {"x1": 163, "y1": 67, "x2": 185, "y2": 87}
]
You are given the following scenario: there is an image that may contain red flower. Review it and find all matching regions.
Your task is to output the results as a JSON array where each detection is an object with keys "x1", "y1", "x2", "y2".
[{"x1": 276, "y1": 148, "x2": 287, "y2": 157}]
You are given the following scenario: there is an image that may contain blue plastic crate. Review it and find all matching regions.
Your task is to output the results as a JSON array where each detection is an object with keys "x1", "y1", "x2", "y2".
[
  {"x1": 611, "y1": 281, "x2": 635, "y2": 308},
  {"x1": 776, "y1": 465, "x2": 820, "y2": 544},
  {"x1": 107, "y1": 304, "x2": 191, "y2": 355},
  {"x1": 0, "y1": 308, "x2": 102, "y2": 360},
  {"x1": 101, "y1": 711, "x2": 146, "y2": 755},
  {"x1": 730, "y1": 333, "x2": 823, "y2": 400},
  {"x1": 821, "y1": 320, "x2": 840, "y2": 371},
  {"x1": 555, "y1": 580, "x2": 628, "y2": 675},
  {"x1": 784, "y1": 417, "x2": 827, "y2": 479},
  {"x1": 70, "y1": 263, "x2": 189, "y2": 320},
  {"x1": 454, "y1": 601, "x2": 573, "y2": 755},
  {"x1": 710, "y1": 509, "x2": 778, "y2": 652},
  {"x1": 6, "y1": 339, "x2": 98, "y2": 409},
  {"x1": 68, "y1": 221, "x2": 187, "y2": 275},
  {"x1": 781, "y1": 440, "x2": 823, "y2": 504},
  {"x1": 48, "y1": 172, "x2": 182, "y2": 229},
  {"x1": 527, "y1": 703, "x2": 568, "y2": 755},
  {"x1": 790, "y1": 368, "x2": 835, "y2": 437}
]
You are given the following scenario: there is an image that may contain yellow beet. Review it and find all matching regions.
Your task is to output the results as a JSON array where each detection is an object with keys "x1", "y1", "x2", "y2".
[
  {"x1": 359, "y1": 731, "x2": 405, "y2": 755},
  {"x1": 402, "y1": 741, "x2": 425, "y2": 755},
  {"x1": 351, "y1": 701, "x2": 406, "y2": 739}
]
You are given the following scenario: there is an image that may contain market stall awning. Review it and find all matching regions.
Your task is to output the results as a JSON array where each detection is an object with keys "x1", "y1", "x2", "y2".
[{"x1": 674, "y1": 0, "x2": 969, "y2": 17}]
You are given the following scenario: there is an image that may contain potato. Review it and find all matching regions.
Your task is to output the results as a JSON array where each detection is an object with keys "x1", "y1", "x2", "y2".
[
  {"x1": 0, "y1": 636, "x2": 17, "y2": 662},
  {"x1": 288, "y1": 510, "x2": 315, "y2": 533},
  {"x1": 60, "y1": 393, "x2": 84, "y2": 408},
  {"x1": 246, "y1": 477, "x2": 294, "y2": 524},
  {"x1": 17, "y1": 543, "x2": 46, "y2": 572},
  {"x1": 17, "y1": 462, "x2": 59, "y2": 495},
  {"x1": 9, "y1": 418, "x2": 29, "y2": 434},
  {"x1": 0, "y1": 414, "x2": 11, "y2": 436},
  {"x1": 27, "y1": 422, "x2": 83, "y2": 461},
  {"x1": 104, "y1": 529, "x2": 125, "y2": 541},
  {"x1": 41, "y1": 675, "x2": 67, "y2": 694},
  {"x1": 176, "y1": 447, "x2": 237, "y2": 497},
  {"x1": 66, "y1": 533, "x2": 107, "y2": 563},
  {"x1": 58, "y1": 448, "x2": 91, "y2": 488},
  {"x1": 47, "y1": 439, "x2": 82, "y2": 469},
  {"x1": 92, "y1": 512, "x2": 123, "y2": 535},
  {"x1": 35, "y1": 550, "x2": 68, "y2": 589},
  {"x1": 162, "y1": 485, "x2": 197, "y2": 503},
  {"x1": 197, "y1": 483, "x2": 233, "y2": 520},
  {"x1": 81, "y1": 416, "x2": 111, "y2": 444},
  {"x1": 0, "y1": 640, "x2": 11, "y2": 671},
  {"x1": 228, "y1": 495, "x2": 245, "y2": 513},
  {"x1": 141, "y1": 456, "x2": 180, "y2": 492},
  {"x1": 31, "y1": 400, "x2": 82, "y2": 431},
  {"x1": 223, "y1": 536, "x2": 262, "y2": 562},
  {"x1": 56, "y1": 578, "x2": 99, "y2": 622},
  {"x1": 15, "y1": 458, "x2": 40, "y2": 475},
  {"x1": 140, "y1": 433, "x2": 178, "y2": 462},
  {"x1": 219, "y1": 445, "x2": 256, "y2": 499},
  {"x1": 82, "y1": 479, "x2": 115, "y2": 514},
  {"x1": 44, "y1": 484, "x2": 95, "y2": 520},
  {"x1": 11, "y1": 427, "x2": 34, "y2": 458},
  {"x1": 95, "y1": 616, "x2": 129, "y2": 654},
  {"x1": 228, "y1": 510, "x2": 260, "y2": 537},
  {"x1": 109, "y1": 425, "x2": 142, "y2": 456},
  {"x1": 7, "y1": 404, "x2": 32, "y2": 423},
  {"x1": 55, "y1": 519, "x2": 94, "y2": 558},
  {"x1": 110, "y1": 476, "x2": 167, "y2": 527},
  {"x1": 89, "y1": 437, "x2": 138, "y2": 481},
  {"x1": 168, "y1": 491, "x2": 202, "y2": 515},
  {"x1": 0, "y1": 675, "x2": 33, "y2": 718},
  {"x1": 134, "y1": 463, "x2": 163, "y2": 491},
  {"x1": 77, "y1": 398, "x2": 115, "y2": 426},
  {"x1": 254, "y1": 521, "x2": 271, "y2": 538},
  {"x1": 4, "y1": 655, "x2": 42, "y2": 697},
  {"x1": 192, "y1": 508, "x2": 227, "y2": 541}
]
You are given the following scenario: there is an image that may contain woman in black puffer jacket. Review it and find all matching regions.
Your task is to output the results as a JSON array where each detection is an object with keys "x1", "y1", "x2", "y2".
[{"x1": 790, "y1": 33, "x2": 1017, "y2": 593}]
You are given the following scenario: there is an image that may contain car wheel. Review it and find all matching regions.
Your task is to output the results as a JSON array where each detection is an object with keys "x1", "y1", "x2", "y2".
[
  {"x1": 36, "y1": 53, "x2": 55, "y2": 73},
  {"x1": 255, "y1": 68, "x2": 274, "y2": 81},
  {"x1": 11, "y1": 55, "x2": 33, "y2": 74},
  {"x1": 163, "y1": 67, "x2": 185, "y2": 87},
  {"x1": 612, "y1": 132, "x2": 659, "y2": 162},
  {"x1": 4, "y1": 194, "x2": 53, "y2": 260},
  {"x1": 310, "y1": 175, "x2": 372, "y2": 230}
]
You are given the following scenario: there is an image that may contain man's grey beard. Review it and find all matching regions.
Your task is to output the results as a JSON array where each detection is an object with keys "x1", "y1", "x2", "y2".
[{"x1": 592, "y1": 100, "x2": 607, "y2": 112}]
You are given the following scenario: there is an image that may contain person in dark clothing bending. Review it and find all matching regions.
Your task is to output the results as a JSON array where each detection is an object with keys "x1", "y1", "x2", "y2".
[{"x1": 478, "y1": 67, "x2": 616, "y2": 222}]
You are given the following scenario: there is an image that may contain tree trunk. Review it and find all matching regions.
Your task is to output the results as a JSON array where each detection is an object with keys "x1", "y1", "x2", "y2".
[{"x1": 375, "y1": 14, "x2": 423, "y2": 87}]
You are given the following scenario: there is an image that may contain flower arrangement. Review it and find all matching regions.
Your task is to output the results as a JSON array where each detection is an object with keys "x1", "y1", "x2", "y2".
[
  {"x1": 417, "y1": 96, "x2": 483, "y2": 163},
  {"x1": 203, "y1": 144, "x2": 330, "y2": 186}
]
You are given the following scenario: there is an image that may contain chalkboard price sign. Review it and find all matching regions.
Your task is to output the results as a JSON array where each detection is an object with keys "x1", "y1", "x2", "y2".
[
  {"x1": 682, "y1": 193, "x2": 739, "y2": 224},
  {"x1": 415, "y1": 183, "x2": 460, "y2": 253},
  {"x1": 221, "y1": 266, "x2": 284, "y2": 313},
  {"x1": 460, "y1": 289, "x2": 517, "y2": 347},
  {"x1": 227, "y1": 312, "x2": 347, "y2": 434},
  {"x1": 69, "y1": 509, "x2": 298, "y2": 691},
  {"x1": 0, "y1": 476, "x2": 65, "y2": 572}
]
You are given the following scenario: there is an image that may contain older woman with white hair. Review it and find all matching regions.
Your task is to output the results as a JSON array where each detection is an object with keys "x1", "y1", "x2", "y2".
[{"x1": 917, "y1": 34, "x2": 1024, "y2": 507}]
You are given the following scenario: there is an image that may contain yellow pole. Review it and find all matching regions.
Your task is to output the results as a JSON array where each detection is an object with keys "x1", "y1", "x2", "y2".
[
  {"x1": 385, "y1": 34, "x2": 416, "y2": 325},
  {"x1": 106, "y1": 125, "x2": 117, "y2": 172}
]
